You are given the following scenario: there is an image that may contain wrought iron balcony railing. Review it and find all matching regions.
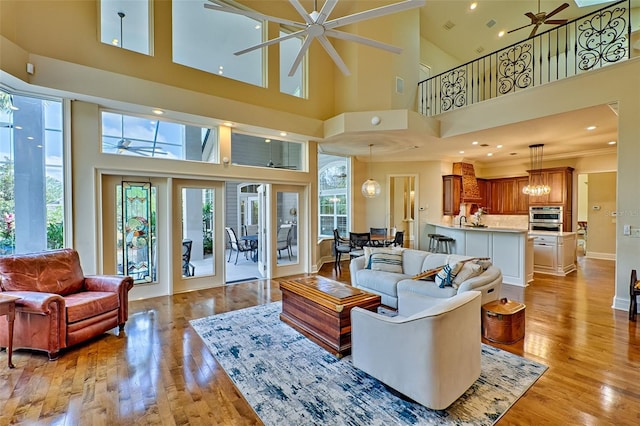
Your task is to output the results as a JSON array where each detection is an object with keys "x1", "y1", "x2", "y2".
[{"x1": 418, "y1": 0, "x2": 632, "y2": 117}]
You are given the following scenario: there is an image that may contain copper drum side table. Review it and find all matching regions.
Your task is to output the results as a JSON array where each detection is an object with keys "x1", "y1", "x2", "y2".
[
  {"x1": 279, "y1": 276, "x2": 381, "y2": 358},
  {"x1": 0, "y1": 294, "x2": 20, "y2": 368}
]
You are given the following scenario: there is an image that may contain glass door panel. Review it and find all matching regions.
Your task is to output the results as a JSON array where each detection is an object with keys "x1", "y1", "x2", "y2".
[{"x1": 181, "y1": 187, "x2": 215, "y2": 278}]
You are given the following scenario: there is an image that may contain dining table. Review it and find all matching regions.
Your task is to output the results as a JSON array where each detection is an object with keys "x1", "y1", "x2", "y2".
[{"x1": 369, "y1": 234, "x2": 396, "y2": 247}]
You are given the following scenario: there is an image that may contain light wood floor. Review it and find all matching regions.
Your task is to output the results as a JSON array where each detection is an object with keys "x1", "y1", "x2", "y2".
[{"x1": 1, "y1": 256, "x2": 639, "y2": 425}]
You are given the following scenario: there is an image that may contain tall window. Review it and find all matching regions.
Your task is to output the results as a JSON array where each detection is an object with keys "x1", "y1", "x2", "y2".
[
  {"x1": 172, "y1": 0, "x2": 264, "y2": 87},
  {"x1": 100, "y1": 0, "x2": 152, "y2": 55},
  {"x1": 0, "y1": 89, "x2": 65, "y2": 254},
  {"x1": 101, "y1": 111, "x2": 219, "y2": 163},
  {"x1": 280, "y1": 29, "x2": 306, "y2": 98},
  {"x1": 318, "y1": 154, "x2": 349, "y2": 238}
]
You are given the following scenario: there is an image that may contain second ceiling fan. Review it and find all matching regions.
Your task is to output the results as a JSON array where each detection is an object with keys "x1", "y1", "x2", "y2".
[{"x1": 507, "y1": 1, "x2": 570, "y2": 38}]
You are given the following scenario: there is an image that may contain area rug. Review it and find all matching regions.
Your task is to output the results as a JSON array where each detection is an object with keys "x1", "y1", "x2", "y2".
[{"x1": 190, "y1": 302, "x2": 547, "y2": 425}]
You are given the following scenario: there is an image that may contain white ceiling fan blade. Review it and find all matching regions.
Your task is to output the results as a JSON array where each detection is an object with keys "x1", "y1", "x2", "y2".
[
  {"x1": 316, "y1": 35, "x2": 351, "y2": 76},
  {"x1": 288, "y1": 35, "x2": 315, "y2": 77},
  {"x1": 325, "y1": 0, "x2": 425, "y2": 30},
  {"x1": 288, "y1": 0, "x2": 314, "y2": 25},
  {"x1": 325, "y1": 29, "x2": 402, "y2": 54},
  {"x1": 234, "y1": 29, "x2": 307, "y2": 56},
  {"x1": 316, "y1": 0, "x2": 339, "y2": 24},
  {"x1": 204, "y1": 2, "x2": 305, "y2": 28}
]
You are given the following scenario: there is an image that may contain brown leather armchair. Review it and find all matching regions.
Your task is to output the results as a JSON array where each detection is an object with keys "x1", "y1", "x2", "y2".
[{"x1": 0, "y1": 248, "x2": 133, "y2": 360}]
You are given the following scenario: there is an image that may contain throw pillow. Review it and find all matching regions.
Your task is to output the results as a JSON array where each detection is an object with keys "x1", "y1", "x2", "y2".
[
  {"x1": 452, "y1": 262, "x2": 484, "y2": 288},
  {"x1": 369, "y1": 251, "x2": 403, "y2": 273},
  {"x1": 365, "y1": 247, "x2": 404, "y2": 269},
  {"x1": 474, "y1": 259, "x2": 493, "y2": 270},
  {"x1": 435, "y1": 262, "x2": 462, "y2": 288}
]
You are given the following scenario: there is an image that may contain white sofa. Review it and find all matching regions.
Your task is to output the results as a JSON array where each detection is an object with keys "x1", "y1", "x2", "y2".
[
  {"x1": 350, "y1": 248, "x2": 502, "y2": 308},
  {"x1": 351, "y1": 290, "x2": 482, "y2": 410}
]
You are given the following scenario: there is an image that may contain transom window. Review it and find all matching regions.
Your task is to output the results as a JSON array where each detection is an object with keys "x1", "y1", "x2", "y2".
[{"x1": 101, "y1": 111, "x2": 219, "y2": 163}]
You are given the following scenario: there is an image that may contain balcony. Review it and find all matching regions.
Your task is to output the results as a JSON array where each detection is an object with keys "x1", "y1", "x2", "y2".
[{"x1": 418, "y1": 0, "x2": 634, "y2": 117}]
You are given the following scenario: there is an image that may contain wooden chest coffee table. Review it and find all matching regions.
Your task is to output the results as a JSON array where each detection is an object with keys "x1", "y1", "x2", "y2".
[{"x1": 279, "y1": 276, "x2": 381, "y2": 358}]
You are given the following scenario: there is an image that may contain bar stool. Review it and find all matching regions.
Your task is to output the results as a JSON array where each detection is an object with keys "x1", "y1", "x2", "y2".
[
  {"x1": 428, "y1": 234, "x2": 444, "y2": 252},
  {"x1": 435, "y1": 235, "x2": 455, "y2": 254}
]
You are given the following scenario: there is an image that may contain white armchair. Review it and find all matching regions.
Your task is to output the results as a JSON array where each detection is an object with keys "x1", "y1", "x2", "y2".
[{"x1": 351, "y1": 290, "x2": 481, "y2": 410}]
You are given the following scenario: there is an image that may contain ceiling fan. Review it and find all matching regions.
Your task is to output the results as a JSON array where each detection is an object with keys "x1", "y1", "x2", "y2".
[
  {"x1": 204, "y1": 0, "x2": 425, "y2": 76},
  {"x1": 507, "y1": 1, "x2": 570, "y2": 38},
  {"x1": 105, "y1": 139, "x2": 166, "y2": 157}
]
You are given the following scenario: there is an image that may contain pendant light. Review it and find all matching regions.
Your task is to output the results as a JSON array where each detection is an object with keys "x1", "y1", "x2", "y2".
[
  {"x1": 522, "y1": 143, "x2": 551, "y2": 196},
  {"x1": 361, "y1": 144, "x2": 381, "y2": 198}
]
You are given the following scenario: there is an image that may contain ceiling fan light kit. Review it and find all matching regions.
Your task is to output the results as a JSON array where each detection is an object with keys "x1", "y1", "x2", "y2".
[{"x1": 204, "y1": 0, "x2": 425, "y2": 76}]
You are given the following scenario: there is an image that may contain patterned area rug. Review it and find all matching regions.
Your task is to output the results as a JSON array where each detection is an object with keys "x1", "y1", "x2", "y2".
[{"x1": 190, "y1": 302, "x2": 547, "y2": 426}]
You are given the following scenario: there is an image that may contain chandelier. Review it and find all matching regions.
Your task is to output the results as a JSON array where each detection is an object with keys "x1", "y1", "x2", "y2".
[
  {"x1": 522, "y1": 144, "x2": 551, "y2": 196},
  {"x1": 361, "y1": 144, "x2": 381, "y2": 198}
]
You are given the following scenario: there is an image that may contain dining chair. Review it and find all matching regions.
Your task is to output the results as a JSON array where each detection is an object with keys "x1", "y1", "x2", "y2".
[
  {"x1": 391, "y1": 231, "x2": 404, "y2": 247},
  {"x1": 333, "y1": 229, "x2": 352, "y2": 271},
  {"x1": 349, "y1": 232, "x2": 371, "y2": 259},
  {"x1": 370, "y1": 227, "x2": 388, "y2": 246},
  {"x1": 225, "y1": 226, "x2": 253, "y2": 265}
]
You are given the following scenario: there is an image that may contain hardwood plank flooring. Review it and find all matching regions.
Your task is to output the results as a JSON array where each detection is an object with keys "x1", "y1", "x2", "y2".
[{"x1": 1, "y1": 256, "x2": 639, "y2": 425}]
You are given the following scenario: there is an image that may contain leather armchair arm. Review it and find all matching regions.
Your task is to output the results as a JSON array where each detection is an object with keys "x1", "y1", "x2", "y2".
[
  {"x1": 84, "y1": 275, "x2": 134, "y2": 293},
  {"x1": 84, "y1": 275, "x2": 134, "y2": 327},
  {"x1": 2, "y1": 290, "x2": 65, "y2": 314}
]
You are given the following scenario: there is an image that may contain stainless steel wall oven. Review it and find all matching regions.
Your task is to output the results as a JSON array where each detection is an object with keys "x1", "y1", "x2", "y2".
[{"x1": 529, "y1": 206, "x2": 563, "y2": 232}]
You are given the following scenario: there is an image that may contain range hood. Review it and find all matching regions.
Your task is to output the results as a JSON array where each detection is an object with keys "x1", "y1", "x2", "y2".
[{"x1": 453, "y1": 162, "x2": 481, "y2": 202}]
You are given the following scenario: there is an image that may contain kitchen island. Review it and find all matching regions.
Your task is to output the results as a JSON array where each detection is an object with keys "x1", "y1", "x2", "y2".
[
  {"x1": 529, "y1": 231, "x2": 577, "y2": 276},
  {"x1": 428, "y1": 223, "x2": 533, "y2": 287}
]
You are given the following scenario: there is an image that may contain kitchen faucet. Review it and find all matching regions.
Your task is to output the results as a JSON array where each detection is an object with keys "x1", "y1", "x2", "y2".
[{"x1": 459, "y1": 215, "x2": 467, "y2": 226}]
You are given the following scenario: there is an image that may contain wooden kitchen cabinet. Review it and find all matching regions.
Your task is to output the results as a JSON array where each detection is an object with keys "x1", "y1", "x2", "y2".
[
  {"x1": 443, "y1": 175, "x2": 462, "y2": 216},
  {"x1": 527, "y1": 167, "x2": 573, "y2": 230},
  {"x1": 486, "y1": 176, "x2": 529, "y2": 215},
  {"x1": 477, "y1": 178, "x2": 489, "y2": 210}
]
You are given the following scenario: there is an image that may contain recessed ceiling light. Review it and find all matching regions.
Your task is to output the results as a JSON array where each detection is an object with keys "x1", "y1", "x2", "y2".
[
  {"x1": 471, "y1": 141, "x2": 478, "y2": 145},
  {"x1": 469, "y1": 2, "x2": 478, "y2": 10},
  {"x1": 152, "y1": 109, "x2": 164, "y2": 115},
  {"x1": 223, "y1": 122, "x2": 233, "y2": 127},
  {"x1": 586, "y1": 125, "x2": 597, "y2": 130},
  {"x1": 459, "y1": 150, "x2": 465, "y2": 154},
  {"x1": 498, "y1": 30, "x2": 505, "y2": 37},
  {"x1": 280, "y1": 131, "x2": 287, "y2": 137},
  {"x1": 608, "y1": 141, "x2": 617, "y2": 145},
  {"x1": 487, "y1": 153, "x2": 493, "y2": 156},
  {"x1": 265, "y1": 138, "x2": 271, "y2": 143},
  {"x1": 496, "y1": 145, "x2": 503, "y2": 148},
  {"x1": 36, "y1": 144, "x2": 43, "y2": 148},
  {"x1": 27, "y1": 136, "x2": 34, "y2": 140}
]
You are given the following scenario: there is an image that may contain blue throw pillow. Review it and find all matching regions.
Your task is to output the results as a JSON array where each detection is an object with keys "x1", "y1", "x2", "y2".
[{"x1": 435, "y1": 262, "x2": 462, "y2": 288}]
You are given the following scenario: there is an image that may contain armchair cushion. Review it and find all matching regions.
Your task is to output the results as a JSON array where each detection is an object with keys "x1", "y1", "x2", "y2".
[{"x1": 64, "y1": 291, "x2": 120, "y2": 323}]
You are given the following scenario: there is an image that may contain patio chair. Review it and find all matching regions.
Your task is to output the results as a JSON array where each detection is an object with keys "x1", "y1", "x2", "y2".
[
  {"x1": 182, "y1": 239, "x2": 195, "y2": 277},
  {"x1": 277, "y1": 225, "x2": 293, "y2": 261},
  {"x1": 225, "y1": 226, "x2": 253, "y2": 265}
]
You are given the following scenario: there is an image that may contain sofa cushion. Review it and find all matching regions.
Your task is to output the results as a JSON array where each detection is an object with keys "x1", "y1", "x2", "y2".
[
  {"x1": 420, "y1": 253, "x2": 449, "y2": 272},
  {"x1": 435, "y1": 262, "x2": 462, "y2": 288},
  {"x1": 356, "y1": 269, "x2": 407, "y2": 297},
  {"x1": 401, "y1": 249, "x2": 430, "y2": 276},
  {"x1": 369, "y1": 251, "x2": 403, "y2": 273},
  {"x1": 397, "y1": 278, "x2": 458, "y2": 299},
  {"x1": 65, "y1": 291, "x2": 120, "y2": 323}
]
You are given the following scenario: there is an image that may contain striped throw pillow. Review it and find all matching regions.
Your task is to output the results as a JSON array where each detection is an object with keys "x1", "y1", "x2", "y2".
[
  {"x1": 369, "y1": 252, "x2": 403, "y2": 273},
  {"x1": 435, "y1": 262, "x2": 462, "y2": 288}
]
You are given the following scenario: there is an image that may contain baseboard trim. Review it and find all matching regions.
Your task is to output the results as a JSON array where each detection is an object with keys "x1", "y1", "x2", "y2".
[{"x1": 585, "y1": 252, "x2": 616, "y2": 261}]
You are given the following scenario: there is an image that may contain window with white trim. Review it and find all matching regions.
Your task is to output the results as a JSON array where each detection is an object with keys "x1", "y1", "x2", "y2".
[{"x1": 318, "y1": 154, "x2": 349, "y2": 238}]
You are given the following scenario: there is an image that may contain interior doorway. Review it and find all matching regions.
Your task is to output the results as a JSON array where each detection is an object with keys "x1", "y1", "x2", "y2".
[
  {"x1": 387, "y1": 175, "x2": 418, "y2": 248},
  {"x1": 576, "y1": 172, "x2": 617, "y2": 260}
]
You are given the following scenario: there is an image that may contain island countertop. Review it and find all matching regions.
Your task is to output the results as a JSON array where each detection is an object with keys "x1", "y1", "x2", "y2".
[{"x1": 428, "y1": 222, "x2": 529, "y2": 234}]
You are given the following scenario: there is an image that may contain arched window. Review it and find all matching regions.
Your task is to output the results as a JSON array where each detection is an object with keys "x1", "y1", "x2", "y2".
[{"x1": 318, "y1": 154, "x2": 349, "y2": 238}]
